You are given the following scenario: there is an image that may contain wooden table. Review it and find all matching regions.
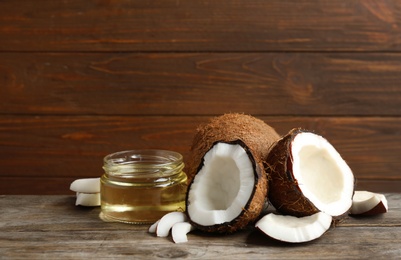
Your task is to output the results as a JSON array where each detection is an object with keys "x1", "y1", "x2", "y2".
[{"x1": 1, "y1": 194, "x2": 400, "y2": 259}]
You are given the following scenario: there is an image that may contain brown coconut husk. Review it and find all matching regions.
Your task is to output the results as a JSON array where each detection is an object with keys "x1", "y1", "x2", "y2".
[
  {"x1": 267, "y1": 128, "x2": 356, "y2": 219},
  {"x1": 187, "y1": 113, "x2": 280, "y2": 182},
  {"x1": 266, "y1": 128, "x2": 325, "y2": 217},
  {"x1": 186, "y1": 113, "x2": 280, "y2": 233}
]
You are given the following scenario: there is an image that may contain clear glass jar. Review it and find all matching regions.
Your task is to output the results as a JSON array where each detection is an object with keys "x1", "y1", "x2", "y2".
[{"x1": 100, "y1": 149, "x2": 187, "y2": 224}]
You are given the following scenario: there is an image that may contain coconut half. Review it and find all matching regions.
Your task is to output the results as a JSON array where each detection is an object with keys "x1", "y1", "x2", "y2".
[
  {"x1": 266, "y1": 128, "x2": 355, "y2": 218},
  {"x1": 186, "y1": 113, "x2": 280, "y2": 233},
  {"x1": 187, "y1": 141, "x2": 261, "y2": 231}
]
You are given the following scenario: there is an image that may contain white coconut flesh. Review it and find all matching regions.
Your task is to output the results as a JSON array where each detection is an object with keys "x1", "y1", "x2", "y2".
[
  {"x1": 172, "y1": 222, "x2": 195, "y2": 243},
  {"x1": 75, "y1": 192, "x2": 100, "y2": 206},
  {"x1": 350, "y1": 191, "x2": 388, "y2": 215},
  {"x1": 256, "y1": 212, "x2": 332, "y2": 243},
  {"x1": 155, "y1": 211, "x2": 187, "y2": 237},
  {"x1": 70, "y1": 178, "x2": 100, "y2": 193},
  {"x1": 291, "y1": 132, "x2": 354, "y2": 217},
  {"x1": 187, "y1": 142, "x2": 255, "y2": 226},
  {"x1": 149, "y1": 212, "x2": 195, "y2": 243}
]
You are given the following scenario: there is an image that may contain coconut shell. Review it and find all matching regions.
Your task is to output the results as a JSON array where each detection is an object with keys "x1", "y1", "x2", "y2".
[
  {"x1": 186, "y1": 113, "x2": 280, "y2": 233},
  {"x1": 187, "y1": 113, "x2": 280, "y2": 182},
  {"x1": 266, "y1": 128, "x2": 321, "y2": 217}
]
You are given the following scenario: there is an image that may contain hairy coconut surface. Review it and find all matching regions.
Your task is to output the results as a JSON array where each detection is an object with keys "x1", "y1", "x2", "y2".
[
  {"x1": 266, "y1": 128, "x2": 355, "y2": 218},
  {"x1": 187, "y1": 113, "x2": 279, "y2": 182},
  {"x1": 186, "y1": 113, "x2": 280, "y2": 233}
]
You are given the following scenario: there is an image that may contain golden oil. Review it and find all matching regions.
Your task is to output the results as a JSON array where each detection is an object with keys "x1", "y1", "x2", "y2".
[{"x1": 100, "y1": 150, "x2": 187, "y2": 224}]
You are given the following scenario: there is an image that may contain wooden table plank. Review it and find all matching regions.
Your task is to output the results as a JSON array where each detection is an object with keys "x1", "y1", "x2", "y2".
[
  {"x1": 0, "y1": 194, "x2": 400, "y2": 259},
  {"x1": 1, "y1": 115, "x2": 401, "y2": 194},
  {"x1": 1, "y1": 0, "x2": 401, "y2": 52},
  {"x1": 1, "y1": 52, "x2": 401, "y2": 116}
]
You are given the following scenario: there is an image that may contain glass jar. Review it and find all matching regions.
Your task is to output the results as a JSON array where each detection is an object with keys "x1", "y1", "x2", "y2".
[{"x1": 100, "y1": 149, "x2": 187, "y2": 224}]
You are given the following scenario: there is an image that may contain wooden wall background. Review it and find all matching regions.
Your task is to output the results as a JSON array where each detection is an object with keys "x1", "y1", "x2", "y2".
[{"x1": 1, "y1": 0, "x2": 401, "y2": 194}]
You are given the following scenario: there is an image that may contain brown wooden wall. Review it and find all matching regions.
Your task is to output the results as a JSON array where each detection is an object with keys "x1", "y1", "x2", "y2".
[{"x1": 1, "y1": 0, "x2": 401, "y2": 194}]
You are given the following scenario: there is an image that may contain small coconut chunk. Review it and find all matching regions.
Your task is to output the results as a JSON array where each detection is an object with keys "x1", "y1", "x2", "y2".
[
  {"x1": 350, "y1": 191, "x2": 388, "y2": 216},
  {"x1": 148, "y1": 220, "x2": 160, "y2": 233},
  {"x1": 187, "y1": 142, "x2": 255, "y2": 226},
  {"x1": 156, "y1": 212, "x2": 187, "y2": 237},
  {"x1": 75, "y1": 192, "x2": 100, "y2": 206},
  {"x1": 70, "y1": 178, "x2": 100, "y2": 193},
  {"x1": 172, "y1": 222, "x2": 196, "y2": 243},
  {"x1": 256, "y1": 212, "x2": 332, "y2": 243}
]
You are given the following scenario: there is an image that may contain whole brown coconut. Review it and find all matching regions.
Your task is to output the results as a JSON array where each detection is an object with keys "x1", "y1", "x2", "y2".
[
  {"x1": 186, "y1": 113, "x2": 280, "y2": 233},
  {"x1": 266, "y1": 128, "x2": 355, "y2": 218}
]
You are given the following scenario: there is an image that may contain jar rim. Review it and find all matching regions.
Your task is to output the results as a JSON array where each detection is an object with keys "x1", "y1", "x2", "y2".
[{"x1": 103, "y1": 149, "x2": 184, "y2": 177}]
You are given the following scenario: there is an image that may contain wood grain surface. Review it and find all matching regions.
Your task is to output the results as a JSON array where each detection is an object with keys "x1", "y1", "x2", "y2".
[
  {"x1": 1, "y1": 53, "x2": 401, "y2": 116},
  {"x1": 0, "y1": 0, "x2": 400, "y2": 194},
  {"x1": 0, "y1": 194, "x2": 400, "y2": 259},
  {"x1": 1, "y1": 116, "x2": 400, "y2": 194},
  {"x1": 1, "y1": 0, "x2": 401, "y2": 51}
]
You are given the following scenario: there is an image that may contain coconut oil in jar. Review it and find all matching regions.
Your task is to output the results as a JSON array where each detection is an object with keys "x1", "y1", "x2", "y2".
[{"x1": 100, "y1": 150, "x2": 187, "y2": 224}]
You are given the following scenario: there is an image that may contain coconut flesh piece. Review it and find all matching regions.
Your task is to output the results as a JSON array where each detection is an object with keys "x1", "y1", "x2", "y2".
[
  {"x1": 187, "y1": 142, "x2": 256, "y2": 227},
  {"x1": 149, "y1": 212, "x2": 195, "y2": 243},
  {"x1": 255, "y1": 212, "x2": 332, "y2": 243},
  {"x1": 70, "y1": 178, "x2": 100, "y2": 193},
  {"x1": 350, "y1": 191, "x2": 388, "y2": 215},
  {"x1": 75, "y1": 192, "x2": 100, "y2": 206},
  {"x1": 267, "y1": 129, "x2": 355, "y2": 218},
  {"x1": 70, "y1": 178, "x2": 101, "y2": 206},
  {"x1": 172, "y1": 222, "x2": 196, "y2": 243},
  {"x1": 148, "y1": 220, "x2": 160, "y2": 233},
  {"x1": 155, "y1": 212, "x2": 187, "y2": 237}
]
